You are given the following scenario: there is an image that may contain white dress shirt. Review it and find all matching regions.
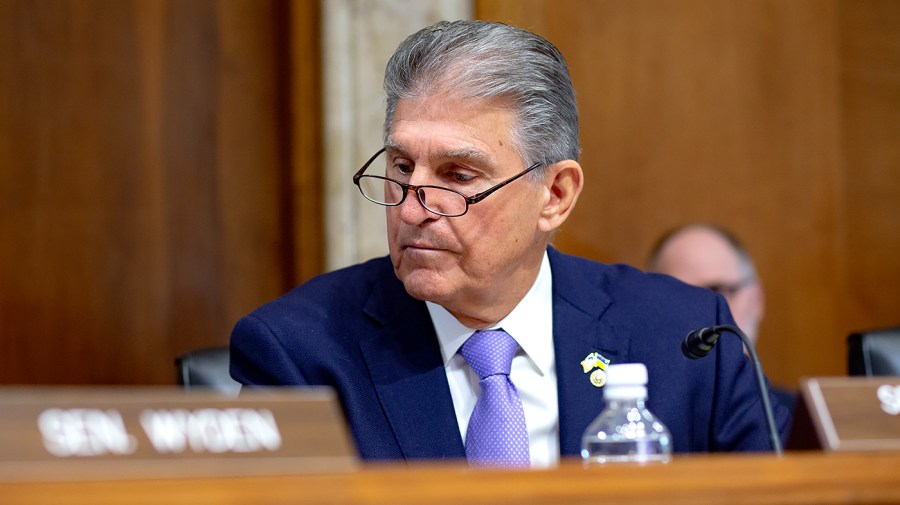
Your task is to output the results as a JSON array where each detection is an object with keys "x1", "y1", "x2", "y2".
[{"x1": 427, "y1": 252, "x2": 559, "y2": 468}]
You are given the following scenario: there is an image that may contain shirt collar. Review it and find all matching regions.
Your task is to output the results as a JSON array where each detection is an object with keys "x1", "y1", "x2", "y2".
[{"x1": 428, "y1": 251, "x2": 554, "y2": 376}]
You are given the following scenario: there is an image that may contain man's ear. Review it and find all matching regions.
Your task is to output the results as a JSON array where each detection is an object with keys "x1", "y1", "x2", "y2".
[{"x1": 537, "y1": 160, "x2": 584, "y2": 233}]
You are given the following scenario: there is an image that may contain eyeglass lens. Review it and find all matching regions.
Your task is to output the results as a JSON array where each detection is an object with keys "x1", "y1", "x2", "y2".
[{"x1": 357, "y1": 151, "x2": 469, "y2": 216}]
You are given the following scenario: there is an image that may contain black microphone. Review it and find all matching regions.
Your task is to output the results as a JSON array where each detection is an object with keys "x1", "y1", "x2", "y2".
[
  {"x1": 682, "y1": 324, "x2": 783, "y2": 455},
  {"x1": 682, "y1": 326, "x2": 721, "y2": 358}
]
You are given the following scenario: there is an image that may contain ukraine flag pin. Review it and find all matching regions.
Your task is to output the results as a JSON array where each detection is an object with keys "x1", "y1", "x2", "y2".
[{"x1": 580, "y1": 352, "x2": 611, "y2": 388}]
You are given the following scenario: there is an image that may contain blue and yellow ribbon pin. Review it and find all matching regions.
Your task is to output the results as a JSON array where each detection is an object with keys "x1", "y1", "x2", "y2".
[{"x1": 580, "y1": 352, "x2": 611, "y2": 388}]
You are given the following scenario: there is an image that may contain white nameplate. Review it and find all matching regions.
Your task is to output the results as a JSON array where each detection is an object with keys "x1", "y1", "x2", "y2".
[{"x1": 0, "y1": 387, "x2": 357, "y2": 482}]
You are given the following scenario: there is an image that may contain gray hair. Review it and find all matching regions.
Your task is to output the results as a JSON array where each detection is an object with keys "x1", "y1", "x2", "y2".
[{"x1": 382, "y1": 20, "x2": 580, "y2": 170}]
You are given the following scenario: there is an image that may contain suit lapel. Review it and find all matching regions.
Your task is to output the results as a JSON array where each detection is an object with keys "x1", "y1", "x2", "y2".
[
  {"x1": 358, "y1": 269, "x2": 465, "y2": 460},
  {"x1": 548, "y1": 248, "x2": 629, "y2": 456}
]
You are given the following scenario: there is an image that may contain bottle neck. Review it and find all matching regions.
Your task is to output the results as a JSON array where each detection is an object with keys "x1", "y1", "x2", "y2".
[{"x1": 605, "y1": 397, "x2": 646, "y2": 409}]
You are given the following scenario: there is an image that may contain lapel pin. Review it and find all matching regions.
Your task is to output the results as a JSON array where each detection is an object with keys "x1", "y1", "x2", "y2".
[{"x1": 580, "y1": 352, "x2": 611, "y2": 388}]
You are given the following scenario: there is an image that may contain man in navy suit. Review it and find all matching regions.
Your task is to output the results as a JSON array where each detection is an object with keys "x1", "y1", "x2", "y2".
[{"x1": 230, "y1": 20, "x2": 790, "y2": 467}]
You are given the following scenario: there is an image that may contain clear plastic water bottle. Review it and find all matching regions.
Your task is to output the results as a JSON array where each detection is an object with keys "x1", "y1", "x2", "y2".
[{"x1": 581, "y1": 363, "x2": 672, "y2": 465}]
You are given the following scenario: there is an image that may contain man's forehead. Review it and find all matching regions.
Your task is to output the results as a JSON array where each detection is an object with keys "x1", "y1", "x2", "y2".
[
  {"x1": 391, "y1": 94, "x2": 516, "y2": 132},
  {"x1": 386, "y1": 99, "x2": 521, "y2": 166},
  {"x1": 660, "y1": 232, "x2": 744, "y2": 280}
]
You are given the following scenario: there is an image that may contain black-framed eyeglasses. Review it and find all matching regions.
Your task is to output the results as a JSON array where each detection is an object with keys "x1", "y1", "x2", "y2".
[
  {"x1": 703, "y1": 277, "x2": 753, "y2": 298},
  {"x1": 352, "y1": 147, "x2": 542, "y2": 217}
]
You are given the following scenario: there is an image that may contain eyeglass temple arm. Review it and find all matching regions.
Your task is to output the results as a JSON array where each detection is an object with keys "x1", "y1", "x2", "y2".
[
  {"x1": 353, "y1": 147, "x2": 388, "y2": 181},
  {"x1": 464, "y1": 162, "x2": 542, "y2": 204}
]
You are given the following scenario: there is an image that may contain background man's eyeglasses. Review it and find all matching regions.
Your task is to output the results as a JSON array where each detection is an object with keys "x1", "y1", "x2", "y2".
[
  {"x1": 704, "y1": 278, "x2": 754, "y2": 297},
  {"x1": 352, "y1": 148, "x2": 541, "y2": 217}
]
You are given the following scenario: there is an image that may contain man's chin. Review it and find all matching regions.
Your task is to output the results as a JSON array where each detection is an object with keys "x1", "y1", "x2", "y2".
[{"x1": 397, "y1": 269, "x2": 452, "y2": 303}]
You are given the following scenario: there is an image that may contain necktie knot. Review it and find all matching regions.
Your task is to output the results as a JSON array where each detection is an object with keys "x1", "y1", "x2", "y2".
[{"x1": 459, "y1": 329, "x2": 518, "y2": 380}]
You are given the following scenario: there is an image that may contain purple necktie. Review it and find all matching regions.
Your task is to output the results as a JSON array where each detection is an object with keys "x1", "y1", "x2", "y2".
[{"x1": 459, "y1": 329, "x2": 530, "y2": 468}]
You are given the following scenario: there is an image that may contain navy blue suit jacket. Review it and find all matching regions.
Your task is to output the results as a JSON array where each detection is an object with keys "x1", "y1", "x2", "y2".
[{"x1": 230, "y1": 248, "x2": 790, "y2": 461}]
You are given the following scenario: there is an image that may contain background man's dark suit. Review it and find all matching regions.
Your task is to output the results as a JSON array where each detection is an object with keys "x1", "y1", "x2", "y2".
[{"x1": 231, "y1": 247, "x2": 791, "y2": 460}]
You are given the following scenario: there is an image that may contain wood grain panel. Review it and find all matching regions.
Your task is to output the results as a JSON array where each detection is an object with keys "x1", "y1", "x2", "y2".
[
  {"x1": 289, "y1": 0, "x2": 324, "y2": 284},
  {"x1": 838, "y1": 1, "x2": 900, "y2": 342},
  {"x1": 0, "y1": 0, "x2": 322, "y2": 385},
  {"x1": 477, "y1": 0, "x2": 899, "y2": 389}
]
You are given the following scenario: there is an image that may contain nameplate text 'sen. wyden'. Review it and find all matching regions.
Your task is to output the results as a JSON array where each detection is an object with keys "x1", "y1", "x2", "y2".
[{"x1": 0, "y1": 387, "x2": 357, "y2": 481}]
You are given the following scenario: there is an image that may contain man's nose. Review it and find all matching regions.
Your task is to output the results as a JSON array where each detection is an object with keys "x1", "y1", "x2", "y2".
[
  {"x1": 397, "y1": 186, "x2": 434, "y2": 224},
  {"x1": 397, "y1": 170, "x2": 440, "y2": 221}
]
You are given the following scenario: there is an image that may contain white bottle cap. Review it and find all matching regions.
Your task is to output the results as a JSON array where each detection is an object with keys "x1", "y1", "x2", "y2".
[{"x1": 604, "y1": 363, "x2": 648, "y2": 400}]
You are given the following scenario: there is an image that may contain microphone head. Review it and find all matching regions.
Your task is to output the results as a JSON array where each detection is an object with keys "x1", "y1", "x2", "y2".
[{"x1": 682, "y1": 327, "x2": 720, "y2": 359}]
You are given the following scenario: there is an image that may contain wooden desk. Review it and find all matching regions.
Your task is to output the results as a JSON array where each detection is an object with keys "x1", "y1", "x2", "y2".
[{"x1": 1, "y1": 451, "x2": 899, "y2": 505}]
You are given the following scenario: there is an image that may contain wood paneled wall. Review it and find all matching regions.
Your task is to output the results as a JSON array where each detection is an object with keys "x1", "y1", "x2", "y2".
[
  {"x1": 1, "y1": 0, "x2": 897, "y2": 389},
  {"x1": 838, "y1": 1, "x2": 900, "y2": 353},
  {"x1": 0, "y1": 0, "x2": 321, "y2": 384},
  {"x1": 478, "y1": 0, "x2": 900, "y2": 389}
]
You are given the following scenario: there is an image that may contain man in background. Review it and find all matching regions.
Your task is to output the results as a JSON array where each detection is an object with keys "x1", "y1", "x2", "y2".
[{"x1": 647, "y1": 223, "x2": 795, "y2": 412}]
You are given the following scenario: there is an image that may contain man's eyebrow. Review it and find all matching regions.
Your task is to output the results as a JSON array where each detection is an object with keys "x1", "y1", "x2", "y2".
[
  {"x1": 383, "y1": 138, "x2": 489, "y2": 164},
  {"x1": 383, "y1": 138, "x2": 410, "y2": 157},
  {"x1": 441, "y1": 147, "x2": 489, "y2": 163}
]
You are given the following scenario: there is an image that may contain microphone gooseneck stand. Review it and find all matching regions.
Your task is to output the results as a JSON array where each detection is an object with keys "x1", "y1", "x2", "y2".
[{"x1": 682, "y1": 324, "x2": 783, "y2": 456}]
